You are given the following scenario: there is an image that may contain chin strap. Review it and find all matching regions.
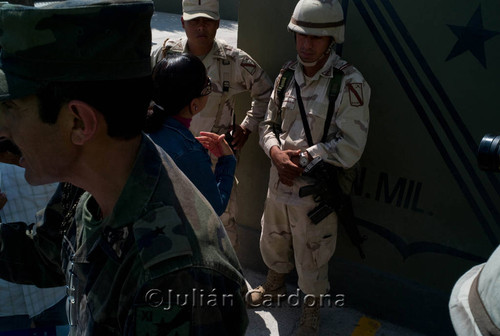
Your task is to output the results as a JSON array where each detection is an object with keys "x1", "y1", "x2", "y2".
[{"x1": 297, "y1": 40, "x2": 335, "y2": 67}]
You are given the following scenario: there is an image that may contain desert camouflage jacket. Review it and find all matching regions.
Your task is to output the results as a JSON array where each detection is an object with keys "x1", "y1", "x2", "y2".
[
  {"x1": 151, "y1": 38, "x2": 273, "y2": 137},
  {"x1": 0, "y1": 135, "x2": 248, "y2": 335},
  {"x1": 259, "y1": 52, "x2": 371, "y2": 203}
]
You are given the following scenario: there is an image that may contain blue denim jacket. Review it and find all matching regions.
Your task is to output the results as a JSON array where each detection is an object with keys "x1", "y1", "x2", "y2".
[{"x1": 148, "y1": 117, "x2": 236, "y2": 215}]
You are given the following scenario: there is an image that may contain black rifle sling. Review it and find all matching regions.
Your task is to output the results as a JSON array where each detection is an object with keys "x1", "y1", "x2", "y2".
[
  {"x1": 294, "y1": 81, "x2": 314, "y2": 147},
  {"x1": 293, "y1": 69, "x2": 344, "y2": 146}
]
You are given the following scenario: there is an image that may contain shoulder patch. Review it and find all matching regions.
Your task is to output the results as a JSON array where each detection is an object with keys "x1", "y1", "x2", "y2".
[
  {"x1": 348, "y1": 83, "x2": 364, "y2": 107},
  {"x1": 163, "y1": 38, "x2": 184, "y2": 55},
  {"x1": 241, "y1": 57, "x2": 257, "y2": 75},
  {"x1": 134, "y1": 205, "x2": 193, "y2": 270}
]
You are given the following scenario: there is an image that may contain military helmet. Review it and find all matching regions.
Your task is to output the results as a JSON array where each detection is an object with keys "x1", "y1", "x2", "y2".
[{"x1": 288, "y1": 0, "x2": 345, "y2": 44}]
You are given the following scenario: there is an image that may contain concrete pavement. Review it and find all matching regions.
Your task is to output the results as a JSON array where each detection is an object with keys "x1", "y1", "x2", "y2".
[{"x1": 244, "y1": 267, "x2": 427, "y2": 336}]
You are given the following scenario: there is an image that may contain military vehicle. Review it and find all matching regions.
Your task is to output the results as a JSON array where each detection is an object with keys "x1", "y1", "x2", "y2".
[{"x1": 155, "y1": 1, "x2": 500, "y2": 334}]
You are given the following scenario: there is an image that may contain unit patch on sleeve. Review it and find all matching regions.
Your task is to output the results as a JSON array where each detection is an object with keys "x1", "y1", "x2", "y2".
[
  {"x1": 241, "y1": 57, "x2": 257, "y2": 75},
  {"x1": 348, "y1": 83, "x2": 364, "y2": 107}
]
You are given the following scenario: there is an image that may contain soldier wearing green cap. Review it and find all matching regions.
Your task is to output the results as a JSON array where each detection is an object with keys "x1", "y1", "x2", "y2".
[{"x1": 0, "y1": 0, "x2": 248, "y2": 334}]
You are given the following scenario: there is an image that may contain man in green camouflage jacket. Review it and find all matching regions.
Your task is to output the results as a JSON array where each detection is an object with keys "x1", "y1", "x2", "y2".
[{"x1": 0, "y1": 0, "x2": 248, "y2": 334}]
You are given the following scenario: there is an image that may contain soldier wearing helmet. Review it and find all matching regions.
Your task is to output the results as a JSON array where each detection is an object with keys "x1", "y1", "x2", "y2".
[
  {"x1": 288, "y1": 0, "x2": 345, "y2": 68},
  {"x1": 250, "y1": 0, "x2": 371, "y2": 334}
]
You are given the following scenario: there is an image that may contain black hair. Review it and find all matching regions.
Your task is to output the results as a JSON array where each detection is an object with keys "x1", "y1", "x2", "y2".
[
  {"x1": 144, "y1": 53, "x2": 207, "y2": 133},
  {"x1": 36, "y1": 76, "x2": 152, "y2": 140}
]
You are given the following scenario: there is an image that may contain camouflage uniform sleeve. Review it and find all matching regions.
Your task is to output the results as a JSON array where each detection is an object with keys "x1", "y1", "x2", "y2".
[
  {"x1": 235, "y1": 50, "x2": 273, "y2": 133},
  {"x1": 259, "y1": 73, "x2": 283, "y2": 158},
  {"x1": 307, "y1": 69, "x2": 371, "y2": 168},
  {"x1": 0, "y1": 183, "x2": 66, "y2": 287}
]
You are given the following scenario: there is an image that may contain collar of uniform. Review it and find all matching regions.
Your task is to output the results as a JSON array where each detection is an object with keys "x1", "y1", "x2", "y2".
[
  {"x1": 211, "y1": 39, "x2": 229, "y2": 60},
  {"x1": 294, "y1": 52, "x2": 338, "y2": 86},
  {"x1": 72, "y1": 135, "x2": 163, "y2": 261},
  {"x1": 91, "y1": 134, "x2": 161, "y2": 231},
  {"x1": 176, "y1": 37, "x2": 227, "y2": 61}
]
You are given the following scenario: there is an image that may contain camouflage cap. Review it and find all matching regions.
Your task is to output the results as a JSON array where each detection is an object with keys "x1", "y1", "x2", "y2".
[
  {"x1": 0, "y1": 0, "x2": 154, "y2": 101},
  {"x1": 182, "y1": 0, "x2": 219, "y2": 21}
]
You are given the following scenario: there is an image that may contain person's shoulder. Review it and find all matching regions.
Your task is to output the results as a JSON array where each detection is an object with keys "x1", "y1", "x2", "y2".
[
  {"x1": 332, "y1": 55, "x2": 366, "y2": 83},
  {"x1": 281, "y1": 59, "x2": 298, "y2": 72},
  {"x1": 163, "y1": 37, "x2": 186, "y2": 53},
  {"x1": 149, "y1": 123, "x2": 193, "y2": 153},
  {"x1": 215, "y1": 39, "x2": 263, "y2": 74},
  {"x1": 132, "y1": 202, "x2": 194, "y2": 276}
]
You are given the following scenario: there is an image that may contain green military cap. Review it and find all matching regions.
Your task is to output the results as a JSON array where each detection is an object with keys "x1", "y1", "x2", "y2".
[{"x1": 0, "y1": 0, "x2": 154, "y2": 101}]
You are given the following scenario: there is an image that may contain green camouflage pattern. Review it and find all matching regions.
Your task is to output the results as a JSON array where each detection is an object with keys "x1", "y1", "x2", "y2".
[
  {"x1": 0, "y1": 0, "x2": 154, "y2": 101},
  {"x1": 0, "y1": 135, "x2": 248, "y2": 335}
]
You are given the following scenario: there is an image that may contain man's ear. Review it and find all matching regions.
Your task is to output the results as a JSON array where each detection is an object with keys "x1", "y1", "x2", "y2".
[{"x1": 68, "y1": 100, "x2": 98, "y2": 145}]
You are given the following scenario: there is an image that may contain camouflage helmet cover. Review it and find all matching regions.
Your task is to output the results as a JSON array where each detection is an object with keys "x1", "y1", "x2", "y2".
[
  {"x1": 0, "y1": 0, "x2": 154, "y2": 101},
  {"x1": 288, "y1": 0, "x2": 345, "y2": 44}
]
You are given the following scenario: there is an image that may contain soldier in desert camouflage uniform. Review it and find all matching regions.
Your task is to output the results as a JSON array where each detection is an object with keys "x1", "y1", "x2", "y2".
[
  {"x1": 0, "y1": 1, "x2": 247, "y2": 335},
  {"x1": 250, "y1": 0, "x2": 370, "y2": 335},
  {"x1": 151, "y1": 0, "x2": 273, "y2": 251}
]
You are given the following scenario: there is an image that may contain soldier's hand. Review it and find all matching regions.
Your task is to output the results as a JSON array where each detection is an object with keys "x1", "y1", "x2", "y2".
[
  {"x1": 230, "y1": 124, "x2": 250, "y2": 150},
  {"x1": 270, "y1": 146, "x2": 303, "y2": 186}
]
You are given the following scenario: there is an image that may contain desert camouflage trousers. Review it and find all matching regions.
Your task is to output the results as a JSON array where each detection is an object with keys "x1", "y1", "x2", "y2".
[{"x1": 259, "y1": 196, "x2": 338, "y2": 296}]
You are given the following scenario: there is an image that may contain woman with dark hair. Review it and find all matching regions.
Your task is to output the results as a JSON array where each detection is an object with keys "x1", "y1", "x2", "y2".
[{"x1": 145, "y1": 53, "x2": 236, "y2": 216}]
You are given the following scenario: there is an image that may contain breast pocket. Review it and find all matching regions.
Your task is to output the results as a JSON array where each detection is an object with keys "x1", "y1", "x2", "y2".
[
  {"x1": 305, "y1": 99, "x2": 330, "y2": 140},
  {"x1": 280, "y1": 96, "x2": 297, "y2": 132},
  {"x1": 200, "y1": 92, "x2": 224, "y2": 119}
]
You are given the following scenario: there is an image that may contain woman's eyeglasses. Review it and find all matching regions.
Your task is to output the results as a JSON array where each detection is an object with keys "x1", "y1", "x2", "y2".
[{"x1": 200, "y1": 77, "x2": 212, "y2": 96}]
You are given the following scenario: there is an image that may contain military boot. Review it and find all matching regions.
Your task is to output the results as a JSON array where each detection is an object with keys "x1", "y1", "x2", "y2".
[
  {"x1": 296, "y1": 295, "x2": 320, "y2": 336},
  {"x1": 248, "y1": 269, "x2": 287, "y2": 306}
]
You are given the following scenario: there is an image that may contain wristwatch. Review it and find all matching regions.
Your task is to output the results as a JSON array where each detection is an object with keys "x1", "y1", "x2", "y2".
[{"x1": 299, "y1": 151, "x2": 309, "y2": 168}]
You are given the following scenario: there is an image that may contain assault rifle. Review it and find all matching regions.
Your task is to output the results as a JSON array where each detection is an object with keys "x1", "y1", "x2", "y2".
[{"x1": 299, "y1": 157, "x2": 366, "y2": 259}]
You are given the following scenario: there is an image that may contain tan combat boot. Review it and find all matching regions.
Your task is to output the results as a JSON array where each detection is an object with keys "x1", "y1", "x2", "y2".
[
  {"x1": 247, "y1": 269, "x2": 287, "y2": 306},
  {"x1": 296, "y1": 296, "x2": 320, "y2": 336}
]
